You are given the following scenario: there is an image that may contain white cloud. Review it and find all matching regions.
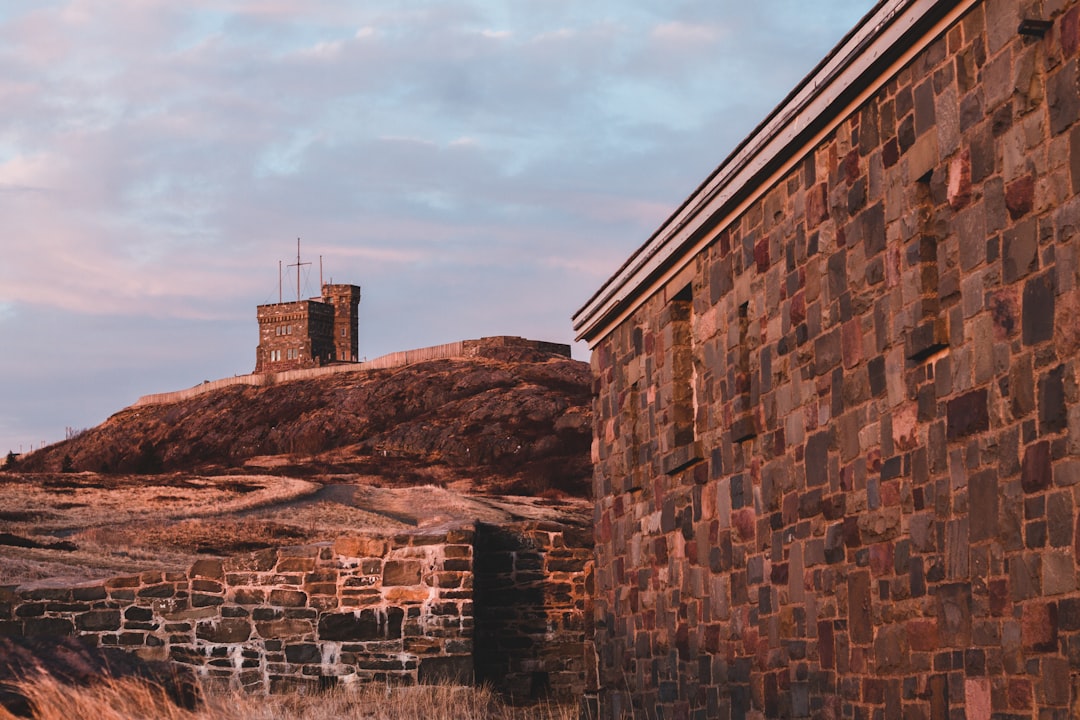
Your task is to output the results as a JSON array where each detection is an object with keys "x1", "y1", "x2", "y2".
[{"x1": 651, "y1": 20, "x2": 723, "y2": 44}]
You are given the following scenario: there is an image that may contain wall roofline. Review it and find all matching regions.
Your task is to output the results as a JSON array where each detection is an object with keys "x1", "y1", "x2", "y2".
[{"x1": 572, "y1": 0, "x2": 972, "y2": 347}]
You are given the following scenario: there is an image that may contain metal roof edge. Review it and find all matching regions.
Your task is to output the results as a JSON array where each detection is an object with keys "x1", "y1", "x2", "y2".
[{"x1": 572, "y1": 0, "x2": 967, "y2": 346}]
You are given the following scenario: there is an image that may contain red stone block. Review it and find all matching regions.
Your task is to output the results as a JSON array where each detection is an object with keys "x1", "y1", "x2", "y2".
[
  {"x1": 988, "y1": 579, "x2": 1009, "y2": 616},
  {"x1": 754, "y1": 237, "x2": 770, "y2": 273},
  {"x1": 1063, "y1": 6, "x2": 1079, "y2": 57},
  {"x1": 1005, "y1": 175, "x2": 1034, "y2": 219},
  {"x1": 882, "y1": 138, "x2": 899, "y2": 168},
  {"x1": 906, "y1": 618, "x2": 939, "y2": 651},
  {"x1": 990, "y1": 288, "x2": 1018, "y2": 340},
  {"x1": 732, "y1": 508, "x2": 756, "y2": 543},
  {"x1": 880, "y1": 479, "x2": 901, "y2": 507},
  {"x1": 842, "y1": 319, "x2": 862, "y2": 369},
  {"x1": 869, "y1": 543, "x2": 894, "y2": 577},
  {"x1": 818, "y1": 620, "x2": 835, "y2": 669},
  {"x1": 1021, "y1": 602, "x2": 1057, "y2": 652},
  {"x1": 843, "y1": 150, "x2": 860, "y2": 185},
  {"x1": 790, "y1": 291, "x2": 806, "y2": 325},
  {"x1": 1022, "y1": 441, "x2": 1052, "y2": 493},
  {"x1": 1008, "y1": 678, "x2": 1032, "y2": 709}
]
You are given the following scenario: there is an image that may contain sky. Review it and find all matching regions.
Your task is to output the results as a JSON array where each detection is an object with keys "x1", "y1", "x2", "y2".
[{"x1": 0, "y1": 0, "x2": 874, "y2": 455}]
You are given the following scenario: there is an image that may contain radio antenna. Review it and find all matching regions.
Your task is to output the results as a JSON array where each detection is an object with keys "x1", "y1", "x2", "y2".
[{"x1": 286, "y1": 238, "x2": 311, "y2": 301}]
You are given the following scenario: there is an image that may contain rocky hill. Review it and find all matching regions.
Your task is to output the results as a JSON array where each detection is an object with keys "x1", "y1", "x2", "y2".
[{"x1": 16, "y1": 341, "x2": 593, "y2": 497}]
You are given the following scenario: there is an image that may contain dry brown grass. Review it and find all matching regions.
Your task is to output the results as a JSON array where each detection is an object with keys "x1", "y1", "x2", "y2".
[
  {"x1": 0, "y1": 675, "x2": 578, "y2": 720},
  {"x1": 0, "y1": 471, "x2": 590, "y2": 586}
]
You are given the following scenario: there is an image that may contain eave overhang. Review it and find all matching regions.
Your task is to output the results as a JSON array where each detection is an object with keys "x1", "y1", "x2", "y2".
[{"x1": 572, "y1": 0, "x2": 975, "y2": 347}]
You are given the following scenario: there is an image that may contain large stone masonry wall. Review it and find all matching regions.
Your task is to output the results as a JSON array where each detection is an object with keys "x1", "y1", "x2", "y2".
[
  {"x1": 591, "y1": 2, "x2": 1080, "y2": 718},
  {"x1": 0, "y1": 521, "x2": 595, "y2": 702}
]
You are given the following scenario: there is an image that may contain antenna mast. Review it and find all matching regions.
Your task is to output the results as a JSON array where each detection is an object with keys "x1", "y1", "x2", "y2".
[
  {"x1": 319, "y1": 256, "x2": 324, "y2": 291},
  {"x1": 286, "y1": 238, "x2": 311, "y2": 302},
  {"x1": 278, "y1": 260, "x2": 283, "y2": 303}
]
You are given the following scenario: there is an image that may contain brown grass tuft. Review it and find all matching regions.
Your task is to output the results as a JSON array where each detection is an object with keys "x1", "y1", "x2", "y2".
[{"x1": 0, "y1": 675, "x2": 579, "y2": 720}]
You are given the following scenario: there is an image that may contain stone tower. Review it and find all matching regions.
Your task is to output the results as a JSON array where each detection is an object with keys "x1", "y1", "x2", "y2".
[
  {"x1": 255, "y1": 282, "x2": 362, "y2": 374},
  {"x1": 321, "y1": 284, "x2": 362, "y2": 362}
]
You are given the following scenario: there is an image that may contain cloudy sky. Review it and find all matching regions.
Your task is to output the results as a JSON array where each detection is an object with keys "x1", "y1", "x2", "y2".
[{"x1": 0, "y1": 0, "x2": 873, "y2": 455}]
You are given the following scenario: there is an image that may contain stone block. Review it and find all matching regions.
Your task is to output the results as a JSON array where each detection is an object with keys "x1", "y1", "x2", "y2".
[
  {"x1": 284, "y1": 643, "x2": 321, "y2": 664},
  {"x1": 1005, "y1": 175, "x2": 1035, "y2": 220},
  {"x1": 1048, "y1": 59, "x2": 1079, "y2": 136},
  {"x1": 1041, "y1": 550, "x2": 1075, "y2": 595},
  {"x1": 906, "y1": 618, "x2": 939, "y2": 652},
  {"x1": 1003, "y1": 219, "x2": 1038, "y2": 282},
  {"x1": 1022, "y1": 602, "x2": 1057, "y2": 652},
  {"x1": 1021, "y1": 441, "x2": 1051, "y2": 493},
  {"x1": 965, "y1": 677, "x2": 991, "y2": 720},
  {"x1": 333, "y1": 536, "x2": 387, "y2": 559},
  {"x1": 908, "y1": 133, "x2": 938, "y2": 182},
  {"x1": 936, "y1": 583, "x2": 972, "y2": 646},
  {"x1": 136, "y1": 584, "x2": 175, "y2": 599},
  {"x1": 1055, "y1": 459, "x2": 1080, "y2": 487},
  {"x1": 318, "y1": 608, "x2": 403, "y2": 641},
  {"x1": 196, "y1": 618, "x2": 252, "y2": 644},
  {"x1": 814, "y1": 329, "x2": 842, "y2": 376},
  {"x1": 383, "y1": 561, "x2": 422, "y2": 587},
  {"x1": 946, "y1": 390, "x2": 988, "y2": 440},
  {"x1": 268, "y1": 589, "x2": 308, "y2": 607},
  {"x1": 191, "y1": 579, "x2": 224, "y2": 594},
  {"x1": 1022, "y1": 273, "x2": 1056, "y2": 345},
  {"x1": 1039, "y1": 365, "x2": 1067, "y2": 435},
  {"x1": 76, "y1": 610, "x2": 121, "y2": 632},
  {"x1": 255, "y1": 618, "x2": 313, "y2": 639},
  {"x1": 190, "y1": 559, "x2": 224, "y2": 580},
  {"x1": 847, "y1": 571, "x2": 872, "y2": 644},
  {"x1": 232, "y1": 588, "x2": 266, "y2": 605},
  {"x1": 1041, "y1": 656, "x2": 1070, "y2": 705},
  {"x1": 71, "y1": 585, "x2": 107, "y2": 602},
  {"x1": 22, "y1": 618, "x2": 74, "y2": 638}
]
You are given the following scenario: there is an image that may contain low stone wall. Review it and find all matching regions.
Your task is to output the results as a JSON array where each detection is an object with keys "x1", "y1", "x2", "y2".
[
  {"x1": 0, "y1": 519, "x2": 596, "y2": 703},
  {"x1": 0, "y1": 529, "x2": 475, "y2": 693}
]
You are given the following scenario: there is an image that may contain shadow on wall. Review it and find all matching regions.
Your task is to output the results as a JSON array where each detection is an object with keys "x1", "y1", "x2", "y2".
[{"x1": 472, "y1": 522, "x2": 595, "y2": 705}]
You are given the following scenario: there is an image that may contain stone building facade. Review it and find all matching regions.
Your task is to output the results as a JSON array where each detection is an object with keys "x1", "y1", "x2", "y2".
[
  {"x1": 574, "y1": 0, "x2": 1080, "y2": 717},
  {"x1": 255, "y1": 283, "x2": 361, "y2": 373}
]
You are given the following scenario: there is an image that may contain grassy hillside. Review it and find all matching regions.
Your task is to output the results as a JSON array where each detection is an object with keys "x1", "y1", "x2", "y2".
[{"x1": 15, "y1": 346, "x2": 592, "y2": 497}]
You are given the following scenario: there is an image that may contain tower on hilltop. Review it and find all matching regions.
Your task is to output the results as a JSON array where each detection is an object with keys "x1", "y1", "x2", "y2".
[
  {"x1": 322, "y1": 283, "x2": 362, "y2": 363},
  {"x1": 254, "y1": 241, "x2": 361, "y2": 374}
]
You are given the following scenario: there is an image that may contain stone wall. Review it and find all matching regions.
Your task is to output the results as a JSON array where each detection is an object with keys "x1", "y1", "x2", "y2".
[
  {"x1": 0, "y1": 529, "x2": 474, "y2": 693},
  {"x1": 587, "y1": 1, "x2": 1080, "y2": 718},
  {"x1": 473, "y1": 522, "x2": 596, "y2": 704},
  {"x1": 0, "y1": 520, "x2": 594, "y2": 702}
]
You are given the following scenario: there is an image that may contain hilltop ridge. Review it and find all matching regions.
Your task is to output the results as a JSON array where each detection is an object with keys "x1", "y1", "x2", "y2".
[{"x1": 16, "y1": 337, "x2": 592, "y2": 497}]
